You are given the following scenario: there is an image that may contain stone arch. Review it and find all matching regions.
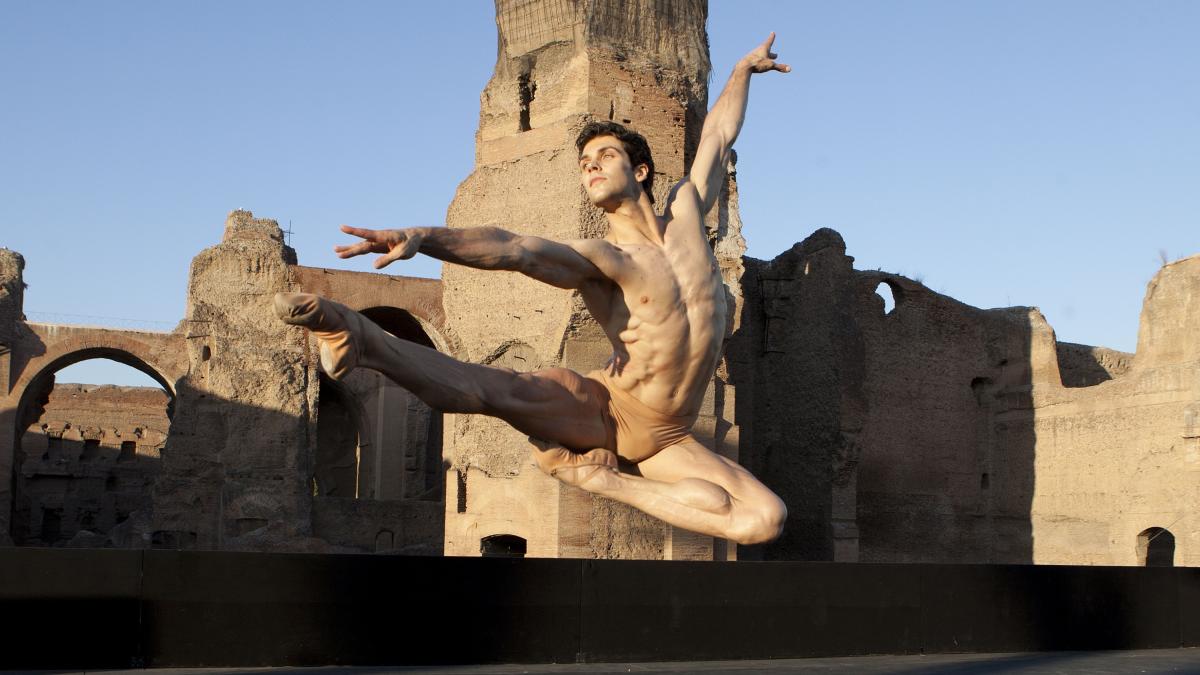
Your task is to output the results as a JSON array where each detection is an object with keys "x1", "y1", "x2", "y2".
[
  {"x1": 11, "y1": 333, "x2": 183, "y2": 445},
  {"x1": 874, "y1": 280, "x2": 900, "y2": 315},
  {"x1": 480, "y1": 533, "x2": 527, "y2": 558},
  {"x1": 16, "y1": 343, "x2": 177, "y2": 413},
  {"x1": 1137, "y1": 527, "x2": 1175, "y2": 567},
  {"x1": 289, "y1": 266, "x2": 460, "y2": 357},
  {"x1": 309, "y1": 304, "x2": 446, "y2": 503},
  {"x1": 359, "y1": 306, "x2": 439, "y2": 350},
  {"x1": 8, "y1": 343, "x2": 178, "y2": 547},
  {"x1": 859, "y1": 274, "x2": 907, "y2": 318}
]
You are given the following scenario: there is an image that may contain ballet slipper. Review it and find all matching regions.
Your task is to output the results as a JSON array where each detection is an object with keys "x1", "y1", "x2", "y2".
[
  {"x1": 274, "y1": 293, "x2": 365, "y2": 380},
  {"x1": 529, "y1": 438, "x2": 618, "y2": 489}
]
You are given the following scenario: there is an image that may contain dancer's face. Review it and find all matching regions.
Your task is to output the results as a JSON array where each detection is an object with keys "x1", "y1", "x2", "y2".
[{"x1": 579, "y1": 135, "x2": 647, "y2": 208}]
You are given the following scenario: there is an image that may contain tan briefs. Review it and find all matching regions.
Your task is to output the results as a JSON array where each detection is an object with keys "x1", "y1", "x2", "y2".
[{"x1": 587, "y1": 370, "x2": 698, "y2": 463}]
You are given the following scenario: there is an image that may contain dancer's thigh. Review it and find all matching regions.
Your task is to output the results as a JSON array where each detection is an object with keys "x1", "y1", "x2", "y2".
[
  {"x1": 481, "y1": 366, "x2": 612, "y2": 452},
  {"x1": 636, "y1": 435, "x2": 775, "y2": 504}
]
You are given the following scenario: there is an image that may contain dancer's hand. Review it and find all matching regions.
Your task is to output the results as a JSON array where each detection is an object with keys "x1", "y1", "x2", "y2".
[
  {"x1": 741, "y1": 32, "x2": 790, "y2": 74},
  {"x1": 334, "y1": 225, "x2": 427, "y2": 269}
]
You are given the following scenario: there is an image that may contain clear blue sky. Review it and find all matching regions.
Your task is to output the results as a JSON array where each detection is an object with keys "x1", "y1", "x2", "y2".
[{"x1": 2, "y1": 1, "x2": 1196, "y2": 386}]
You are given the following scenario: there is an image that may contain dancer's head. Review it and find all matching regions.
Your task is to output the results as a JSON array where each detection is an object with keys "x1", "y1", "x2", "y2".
[{"x1": 576, "y1": 121, "x2": 655, "y2": 207}]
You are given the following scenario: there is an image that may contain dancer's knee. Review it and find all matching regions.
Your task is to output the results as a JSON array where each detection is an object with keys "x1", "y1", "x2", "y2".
[{"x1": 728, "y1": 494, "x2": 787, "y2": 546}]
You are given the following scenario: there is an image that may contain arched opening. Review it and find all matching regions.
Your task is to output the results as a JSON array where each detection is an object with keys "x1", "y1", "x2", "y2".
[
  {"x1": 1137, "y1": 527, "x2": 1175, "y2": 567},
  {"x1": 313, "y1": 306, "x2": 443, "y2": 502},
  {"x1": 375, "y1": 529, "x2": 394, "y2": 553},
  {"x1": 359, "y1": 306, "x2": 438, "y2": 350},
  {"x1": 481, "y1": 534, "x2": 526, "y2": 558},
  {"x1": 874, "y1": 280, "x2": 901, "y2": 316},
  {"x1": 12, "y1": 353, "x2": 173, "y2": 547}
]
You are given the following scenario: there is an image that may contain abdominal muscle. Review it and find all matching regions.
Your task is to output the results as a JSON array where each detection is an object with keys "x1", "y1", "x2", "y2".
[
  {"x1": 596, "y1": 282, "x2": 724, "y2": 418},
  {"x1": 581, "y1": 213, "x2": 727, "y2": 419}
]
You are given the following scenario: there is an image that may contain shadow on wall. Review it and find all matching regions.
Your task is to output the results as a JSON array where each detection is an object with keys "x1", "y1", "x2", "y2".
[
  {"x1": 729, "y1": 229, "x2": 1037, "y2": 563},
  {"x1": 308, "y1": 306, "x2": 447, "y2": 555},
  {"x1": 155, "y1": 376, "x2": 445, "y2": 555},
  {"x1": 5, "y1": 339, "x2": 178, "y2": 549},
  {"x1": 12, "y1": 432, "x2": 164, "y2": 548},
  {"x1": 9, "y1": 369, "x2": 445, "y2": 555},
  {"x1": 317, "y1": 306, "x2": 445, "y2": 505}
]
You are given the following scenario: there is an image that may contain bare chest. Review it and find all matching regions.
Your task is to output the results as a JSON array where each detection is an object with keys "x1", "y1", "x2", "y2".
[{"x1": 583, "y1": 242, "x2": 722, "y2": 332}]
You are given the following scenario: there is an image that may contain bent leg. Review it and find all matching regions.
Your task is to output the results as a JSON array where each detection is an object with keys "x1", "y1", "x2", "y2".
[
  {"x1": 549, "y1": 436, "x2": 786, "y2": 546},
  {"x1": 276, "y1": 293, "x2": 610, "y2": 450}
]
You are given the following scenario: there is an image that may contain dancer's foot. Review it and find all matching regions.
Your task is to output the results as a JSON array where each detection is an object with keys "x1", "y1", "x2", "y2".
[
  {"x1": 274, "y1": 293, "x2": 364, "y2": 379},
  {"x1": 529, "y1": 438, "x2": 619, "y2": 491}
]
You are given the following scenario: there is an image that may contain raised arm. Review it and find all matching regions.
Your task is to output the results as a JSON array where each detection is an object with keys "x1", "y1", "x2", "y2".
[
  {"x1": 334, "y1": 225, "x2": 605, "y2": 290},
  {"x1": 687, "y1": 33, "x2": 790, "y2": 214}
]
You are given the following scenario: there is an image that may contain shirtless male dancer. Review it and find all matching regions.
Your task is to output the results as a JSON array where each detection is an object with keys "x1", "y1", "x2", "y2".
[{"x1": 275, "y1": 34, "x2": 790, "y2": 546}]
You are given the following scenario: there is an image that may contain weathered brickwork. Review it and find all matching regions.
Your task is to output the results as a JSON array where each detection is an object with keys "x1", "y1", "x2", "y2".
[
  {"x1": 0, "y1": 213, "x2": 448, "y2": 553},
  {"x1": 14, "y1": 384, "x2": 168, "y2": 547},
  {"x1": 729, "y1": 229, "x2": 1200, "y2": 566}
]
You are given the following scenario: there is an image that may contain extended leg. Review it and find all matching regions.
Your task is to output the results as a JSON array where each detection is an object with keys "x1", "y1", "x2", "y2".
[
  {"x1": 275, "y1": 293, "x2": 610, "y2": 450},
  {"x1": 542, "y1": 435, "x2": 786, "y2": 546}
]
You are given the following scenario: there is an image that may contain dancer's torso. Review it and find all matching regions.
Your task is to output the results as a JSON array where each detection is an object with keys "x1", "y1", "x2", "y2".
[{"x1": 575, "y1": 188, "x2": 725, "y2": 418}]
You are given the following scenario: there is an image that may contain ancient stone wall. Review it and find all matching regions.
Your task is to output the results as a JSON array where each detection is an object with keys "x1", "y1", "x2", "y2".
[
  {"x1": 1, "y1": 213, "x2": 448, "y2": 555},
  {"x1": 14, "y1": 384, "x2": 168, "y2": 547},
  {"x1": 0, "y1": 249, "x2": 24, "y2": 341},
  {"x1": 152, "y1": 210, "x2": 314, "y2": 550},
  {"x1": 727, "y1": 230, "x2": 866, "y2": 562},
  {"x1": 732, "y1": 229, "x2": 1200, "y2": 567},
  {"x1": 851, "y1": 281, "x2": 1042, "y2": 564},
  {"x1": 0, "y1": 249, "x2": 25, "y2": 405},
  {"x1": 1027, "y1": 255, "x2": 1200, "y2": 566}
]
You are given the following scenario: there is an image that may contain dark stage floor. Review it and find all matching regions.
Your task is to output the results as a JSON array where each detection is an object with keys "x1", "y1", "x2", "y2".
[
  {"x1": 18, "y1": 648, "x2": 1200, "y2": 675},
  {"x1": 6, "y1": 551, "x2": 1199, "y2": 670}
]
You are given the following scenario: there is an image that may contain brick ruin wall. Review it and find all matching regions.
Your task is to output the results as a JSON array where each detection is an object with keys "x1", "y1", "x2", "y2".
[
  {"x1": 0, "y1": 249, "x2": 24, "y2": 394},
  {"x1": 14, "y1": 384, "x2": 169, "y2": 547},
  {"x1": 730, "y1": 229, "x2": 1200, "y2": 566},
  {"x1": 0, "y1": 212, "x2": 447, "y2": 554}
]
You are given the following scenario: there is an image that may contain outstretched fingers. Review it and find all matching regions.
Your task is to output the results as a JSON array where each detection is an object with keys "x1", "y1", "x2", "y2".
[
  {"x1": 334, "y1": 224, "x2": 390, "y2": 259},
  {"x1": 373, "y1": 247, "x2": 406, "y2": 269},
  {"x1": 333, "y1": 240, "x2": 376, "y2": 258},
  {"x1": 340, "y1": 224, "x2": 378, "y2": 239}
]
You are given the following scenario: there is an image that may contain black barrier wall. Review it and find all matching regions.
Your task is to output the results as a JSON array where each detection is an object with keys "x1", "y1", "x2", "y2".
[{"x1": 1, "y1": 549, "x2": 1197, "y2": 668}]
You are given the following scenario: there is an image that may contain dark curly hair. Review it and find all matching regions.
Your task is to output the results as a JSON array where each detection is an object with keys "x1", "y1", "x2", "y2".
[{"x1": 575, "y1": 121, "x2": 655, "y2": 203}]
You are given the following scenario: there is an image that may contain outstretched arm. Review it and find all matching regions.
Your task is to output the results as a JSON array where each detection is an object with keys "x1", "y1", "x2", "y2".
[
  {"x1": 687, "y1": 33, "x2": 790, "y2": 214},
  {"x1": 334, "y1": 225, "x2": 605, "y2": 290}
]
